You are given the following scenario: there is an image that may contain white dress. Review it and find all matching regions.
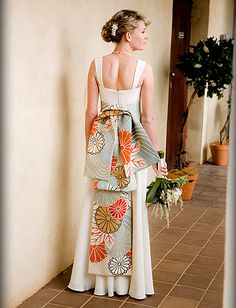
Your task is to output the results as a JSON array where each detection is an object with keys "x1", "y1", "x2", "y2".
[{"x1": 68, "y1": 57, "x2": 155, "y2": 299}]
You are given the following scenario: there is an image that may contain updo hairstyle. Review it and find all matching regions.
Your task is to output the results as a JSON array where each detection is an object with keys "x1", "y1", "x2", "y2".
[{"x1": 101, "y1": 9, "x2": 150, "y2": 43}]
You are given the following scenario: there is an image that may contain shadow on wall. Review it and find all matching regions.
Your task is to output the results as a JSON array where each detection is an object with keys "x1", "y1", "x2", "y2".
[{"x1": 54, "y1": 31, "x2": 72, "y2": 271}]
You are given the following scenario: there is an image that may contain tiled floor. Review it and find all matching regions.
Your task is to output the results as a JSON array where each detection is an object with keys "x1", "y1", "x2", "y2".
[{"x1": 18, "y1": 163, "x2": 226, "y2": 308}]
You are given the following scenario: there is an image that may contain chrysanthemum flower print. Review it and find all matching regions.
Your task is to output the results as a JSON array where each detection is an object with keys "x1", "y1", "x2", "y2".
[
  {"x1": 94, "y1": 180, "x2": 98, "y2": 189},
  {"x1": 103, "y1": 116, "x2": 117, "y2": 131},
  {"x1": 108, "y1": 198, "x2": 127, "y2": 219},
  {"x1": 87, "y1": 131, "x2": 105, "y2": 155},
  {"x1": 95, "y1": 206, "x2": 121, "y2": 234},
  {"x1": 91, "y1": 225, "x2": 114, "y2": 249},
  {"x1": 110, "y1": 155, "x2": 118, "y2": 173},
  {"x1": 90, "y1": 241, "x2": 107, "y2": 263},
  {"x1": 112, "y1": 165, "x2": 130, "y2": 188},
  {"x1": 126, "y1": 249, "x2": 132, "y2": 266},
  {"x1": 119, "y1": 130, "x2": 131, "y2": 164},
  {"x1": 111, "y1": 155, "x2": 118, "y2": 168},
  {"x1": 97, "y1": 109, "x2": 124, "y2": 123},
  {"x1": 108, "y1": 255, "x2": 131, "y2": 275},
  {"x1": 89, "y1": 121, "x2": 98, "y2": 138}
]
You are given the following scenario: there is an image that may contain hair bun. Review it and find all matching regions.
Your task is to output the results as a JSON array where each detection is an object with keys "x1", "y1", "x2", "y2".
[
  {"x1": 101, "y1": 19, "x2": 114, "y2": 42},
  {"x1": 101, "y1": 10, "x2": 150, "y2": 43}
]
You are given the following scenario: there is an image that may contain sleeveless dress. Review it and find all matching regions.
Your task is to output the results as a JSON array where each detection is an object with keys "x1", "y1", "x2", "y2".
[{"x1": 68, "y1": 57, "x2": 160, "y2": 299}]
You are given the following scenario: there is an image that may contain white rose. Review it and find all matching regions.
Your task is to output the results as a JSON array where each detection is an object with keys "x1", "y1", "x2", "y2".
[{"x1": 203, "y1": 46, "x2": 209, "y2": 53}]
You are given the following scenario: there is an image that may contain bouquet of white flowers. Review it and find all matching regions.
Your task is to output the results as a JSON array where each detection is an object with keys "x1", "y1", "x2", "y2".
[{"x1": 146, "y1": 151, "x2": 189, "y2": 228}]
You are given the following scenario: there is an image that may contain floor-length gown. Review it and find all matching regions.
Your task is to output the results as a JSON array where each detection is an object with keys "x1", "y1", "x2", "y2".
[{"x1": 68, "y1": 57, "x2": 160, "y2": 299}]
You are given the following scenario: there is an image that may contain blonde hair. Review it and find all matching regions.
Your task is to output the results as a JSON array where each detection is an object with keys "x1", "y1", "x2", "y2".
[{"x1": 101, "y1": 9, "x2": 150, "y2": 43}]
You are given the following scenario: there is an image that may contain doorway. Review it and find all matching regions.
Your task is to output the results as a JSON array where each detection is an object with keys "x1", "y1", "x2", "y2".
[{"x1": 166, "y1": 0, "x2": 193, "y2": 169}]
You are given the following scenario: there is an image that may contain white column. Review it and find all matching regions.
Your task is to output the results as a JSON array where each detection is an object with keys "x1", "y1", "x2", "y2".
[{"x1": 223, "y1": 2, "x2": 236, "y2": 307}]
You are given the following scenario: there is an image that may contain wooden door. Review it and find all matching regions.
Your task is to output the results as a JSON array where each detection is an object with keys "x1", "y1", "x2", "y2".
[{"x1": 166, "y1": 0, "x2": 192, "y2": 169}]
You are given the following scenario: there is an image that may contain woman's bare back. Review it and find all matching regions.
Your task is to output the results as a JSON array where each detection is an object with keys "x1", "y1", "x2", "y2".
[{"x1": 98, "y1": 54, "x2": 143, "y2": 91}]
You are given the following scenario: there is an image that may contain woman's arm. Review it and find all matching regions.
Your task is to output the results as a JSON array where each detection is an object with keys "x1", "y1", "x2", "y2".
[
  {"x1": 140, "y1": 63, "x2": 158, "y2": 149},
  {"x1": 85, "y1": 60, "x2": 99, "y2": 149},
  {"x1": 141, "y1": 63, "x2": 168, "y2": 175}
]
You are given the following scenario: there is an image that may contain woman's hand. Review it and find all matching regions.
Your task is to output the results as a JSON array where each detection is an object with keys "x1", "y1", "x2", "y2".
[{"x1": 152, "y1": 161, "x2": 168, "y2": 177}]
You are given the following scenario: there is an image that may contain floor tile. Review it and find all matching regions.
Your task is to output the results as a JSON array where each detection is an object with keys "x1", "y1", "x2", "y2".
[
  {"x1": 197, "y1": 212, "x2": 225, "y2": 226},
  {"x1": 185, "y1": 265, "x2": 217, "y2": 279},
  {"x1": 156, "y1": 260, "x2": 189, "y2": 273},
  {"x1": 45, "y1": 304, "x2": 70, "y2": 308},
  {"x1": 191, "y1": 256, "x2": 223, "y2": 269},
  {"x1": 198, "y1": 303, "x2": 221, "y2": 308},
  {"x1": 164, "y1": 251, "x2": 195, "y2": 263},
  {"x1": 208, "y1": 279, "x2": 224, "y2": 292},
  {"x1": 179, "y1": 230, "x2": 211, "y2": 246},
  {"x1": 127, "y1": 293, "x2": 165, "y2": 306},
  {"x1": 152, "y1": 269, "x2": 181, "y2": 284},
  {"x1": 199, "y1": 248, "x2": 224, "y2": 259},
  {"x1": 121, "y1": 302, "x2": 153, "y2": 308},
  {"x1": 45, "y1": 276, "x2": 70, "y2": 290},
  {"x1": 96, "y1": 293, "x2": 128, "y2": 301},
  {"x1": 158, "y1": 296, "x2": 198, "y2": 308},
  {"x1": 171, "y1": 243, "x2": 202, "y2": 255},
  {"x1": 153, "y1": 281, "x2": 173, "y2": 295},
  {"x1": 177, "y1": 273, "x2": 212, "y2": 289},
  {"x1": 215, "y1": 270, "x2": 224, "y2": 281},
  {"x1": 169, "y1": 285, "x2": 205, "y2": 301},
  {"x1": 191, "y1": 223, "x2": 217, "y2": 233},
  {"x1": 50, "y1": 291, "x2": 91, "y2": 307},
  {"x1": 153, "y1": 227, "x2": 187, "y2": 243},
  {"x1": 18, "y1": 300, "x2": 46, "y2": 308},
  {"x1": 201, "y1": 290, "x2": 223, "y2": 305},
  {"x1": 151, "y1": 241, "x2": 175, "y2": 252},
  {"x1": 204, "y1": 241, "x2": 224, "y2": 252},
  {"x1": 82, "y1": 297, "x2": 122, "y2": 308},
  {"x1": 27, "y1": 288, "x2": 59, "y2": 302},
  {"x1": 215, "y1": 225, "x2": 225, "y2": 233},
  {"x1": 210, "y1": 233, "x2": 225, "y2": 242}
]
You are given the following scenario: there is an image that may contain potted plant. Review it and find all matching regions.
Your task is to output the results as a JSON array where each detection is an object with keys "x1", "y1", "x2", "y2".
[
  {"x1": 168, "y1": 37, "x2": 233, "y2": 198},
  {"x1": 209, "y1": 86, "x2": 231, "y2": 165}
]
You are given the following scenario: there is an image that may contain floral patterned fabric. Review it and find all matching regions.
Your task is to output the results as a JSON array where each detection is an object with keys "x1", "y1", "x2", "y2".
[
  {"x1": 84, "y1": 104, "x2": 160, "y2": 276},
  {"x1": 84, "y1": 106, "x2": 160, "y2": 192}
]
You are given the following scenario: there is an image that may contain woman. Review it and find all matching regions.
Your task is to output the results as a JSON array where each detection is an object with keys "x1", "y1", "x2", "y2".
[{"x1": 68, "y1": 9, "x2": 168, "y2": 300}]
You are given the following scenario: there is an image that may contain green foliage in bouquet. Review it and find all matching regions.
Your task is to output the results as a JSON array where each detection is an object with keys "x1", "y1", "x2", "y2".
[{"x1": 146, "y1": 175, "x2": 189, "y2": 228}]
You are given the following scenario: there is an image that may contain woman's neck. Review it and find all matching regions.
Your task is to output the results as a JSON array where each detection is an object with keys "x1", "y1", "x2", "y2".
[{"x1": 113, "y1": 43, "x2": 133, "y2": 55}]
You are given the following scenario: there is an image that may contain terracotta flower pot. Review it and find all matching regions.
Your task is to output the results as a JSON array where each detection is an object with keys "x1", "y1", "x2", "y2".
[
  {"x1": 210, "y1": 141, "x2": 229, "y2": 166},
  {"x1": 168, "y1": 167, "x2": 199, "y2": 201}
]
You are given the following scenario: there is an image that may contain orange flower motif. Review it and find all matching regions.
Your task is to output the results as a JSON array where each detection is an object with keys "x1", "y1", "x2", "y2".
[
  {"x1": 94, "y1": 180, "x2": 98, "y2": 189},
  {"x1": 126, "y1": 249, "x2": 132, "y2": 266},
  {"x1": 108, "y1": 198, "x2": 127, "y2": 219},
  {"x1": 119, "y1": 131, "x2": 131, "y2": 164},
  {"x1": 110, "y1": 155, "x2": 118, "y2": 173},
  {"x1": 90, "y1": 121, "x2": 98, "y2": 138},
  {"x1": 90, "y1": 241, "x2": 107, "y2": 263},
  {"x1": 111, "y1": 156, "x2": 118, "y2": 168}
]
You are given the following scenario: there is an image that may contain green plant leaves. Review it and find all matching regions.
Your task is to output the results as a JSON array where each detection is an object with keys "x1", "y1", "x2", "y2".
[{"x1": 176, "y1": 37, "x2": 233, "y2": 99}]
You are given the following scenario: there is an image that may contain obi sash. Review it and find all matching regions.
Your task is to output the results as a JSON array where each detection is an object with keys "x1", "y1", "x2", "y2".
[
  {"x1": 84, "y1": 106, "x2": 161, "y2": 191},
  {"x1": 84, "y1": 105, "x2": 160, "y2": 276}
]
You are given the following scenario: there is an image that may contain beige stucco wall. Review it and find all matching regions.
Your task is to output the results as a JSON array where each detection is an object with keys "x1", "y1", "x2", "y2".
[
  {"x1": 203, "y1": 0, "x2": 234, "y2": 161},
  {"x1": 4, "y1": 1, "x2": 173, "y2": 307},
  {"x1": 187, "y1": 0, "x2": 234, "y2": 163},
  {"x1": 186, "y1": 0, "x2": 209, "y2": 163}
]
